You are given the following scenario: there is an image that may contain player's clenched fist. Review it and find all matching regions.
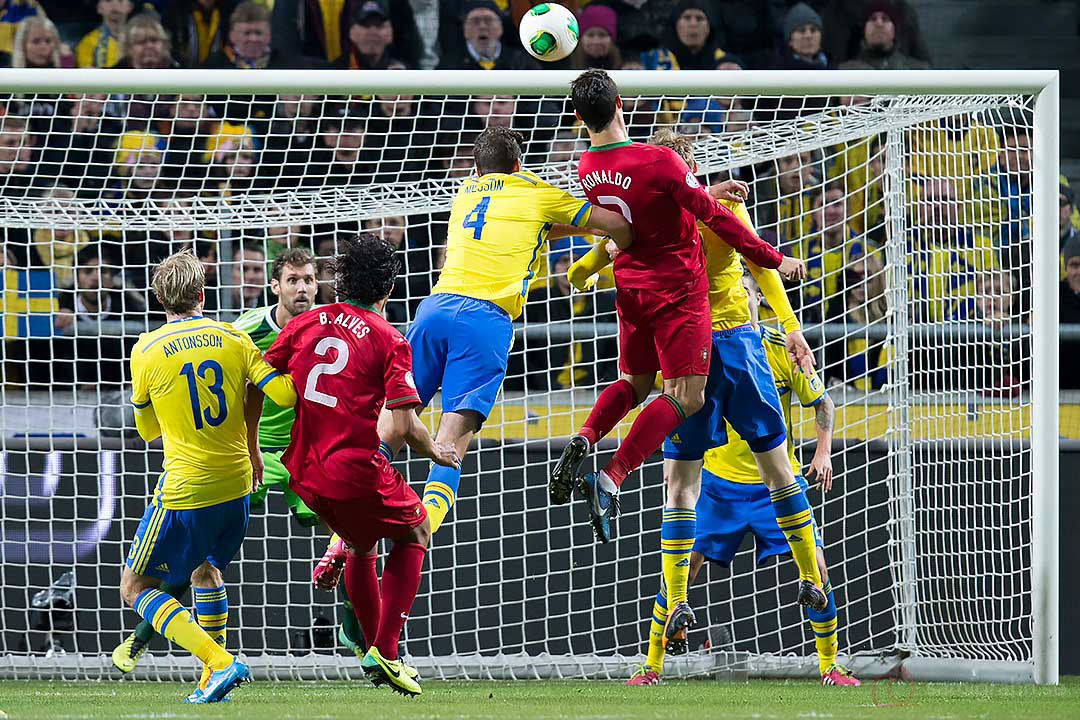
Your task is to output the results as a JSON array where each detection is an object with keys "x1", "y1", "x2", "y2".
[
  {"x1": 778, "y1": 256, "x2": 807, "y2": 281},
  {"x1": 708, "y1": 179, "x2": 751, "y2": 203}
]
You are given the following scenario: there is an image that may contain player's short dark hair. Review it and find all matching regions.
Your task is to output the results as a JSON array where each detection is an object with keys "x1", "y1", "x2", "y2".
[
  {"x1": 570, "y1": 69, "x2": 619, "y2": 133},
  {"x1": 473, "y1": 126, "x2": 524, "y2": 176},
  {"x1": 334, "y1": 232, "x2": 399, "y2": 306},
  {"x1": 271, "y1": 247, "x2": 315, "y2": 281}
]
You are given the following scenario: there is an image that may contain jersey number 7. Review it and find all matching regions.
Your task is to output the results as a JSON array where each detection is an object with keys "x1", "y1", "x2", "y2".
[{"x1": 463, "y1": 196, "x2": 491, "y2": 240}]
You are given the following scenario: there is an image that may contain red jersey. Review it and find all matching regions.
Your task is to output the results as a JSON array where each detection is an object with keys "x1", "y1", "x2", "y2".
[
  {"x1": 577, "y1": 141, "x2": 783, "y2": 291},
  {"x1": 264, "y1": 301, "x2": 421, "y2": 500}
]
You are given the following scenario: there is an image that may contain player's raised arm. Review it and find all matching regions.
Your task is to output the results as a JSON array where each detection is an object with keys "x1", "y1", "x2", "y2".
[{"x1": 578, "y1": 205, "x2": 634, "y2": 250}]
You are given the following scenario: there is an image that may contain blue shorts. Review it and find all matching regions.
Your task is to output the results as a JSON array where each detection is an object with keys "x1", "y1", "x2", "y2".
[
  {"x1": 125, "y1": 493, "x2": 250, "y2": 585},
  {"x1": 694, "y1": 472, "x2": 822, "y2": 567},
  {"x1": 663, "y1": 325, "x2": 787, "y2": 461},
  {"x1": 406, "y1": 293, "x2": 514, "y2": 424}
]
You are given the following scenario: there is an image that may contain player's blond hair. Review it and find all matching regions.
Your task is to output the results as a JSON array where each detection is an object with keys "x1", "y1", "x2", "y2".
[
  {"x1": 152, "y1": 249, "x2": 205, "y2": 315},
  {"x1": 648, "y1": 128, "x2": 695, "y2": 166}
]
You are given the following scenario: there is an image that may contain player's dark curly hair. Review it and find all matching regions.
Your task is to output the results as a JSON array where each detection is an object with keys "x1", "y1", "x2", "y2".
[
  {"x1": 570, "y1": 69, "x2": 619, "y2": 133},
  {"x1": 333, "y1": 232, "x2": 399, "y2": 306},
  {"x1": 473, "y1": 126, "x2": 525, "y2": 176}
]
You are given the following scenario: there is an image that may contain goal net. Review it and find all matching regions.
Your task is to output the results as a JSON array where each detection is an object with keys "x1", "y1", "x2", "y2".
[{"x1": 0, "y1": 70, "x2": 1058, "y2": 684}]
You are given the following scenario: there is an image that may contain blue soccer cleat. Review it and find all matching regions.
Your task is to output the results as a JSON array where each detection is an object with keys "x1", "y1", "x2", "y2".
[
  {"x1": 578, "y1": 472, "x2": 619, "y2": 544},
  {"x1": 188, "y1": 659, "x2": 250, "y2": 704}
]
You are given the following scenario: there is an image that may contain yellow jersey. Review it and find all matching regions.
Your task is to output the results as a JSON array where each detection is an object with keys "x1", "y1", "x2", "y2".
[
  {"x1": 703, "y1": 325, "x2": 826, "y2": 484},
  {"x1": 701, "y1": 199, "x2": 799, "y2": 333},
  {"x1": 75, "y1": 26, "x2": 123, "y2": 68},
  {"x1": 130, "y1": 316, "x2": 294, "y2": 510},
  {"x1": 434, "y1": 170, "x2": 592, "y2": 319}
]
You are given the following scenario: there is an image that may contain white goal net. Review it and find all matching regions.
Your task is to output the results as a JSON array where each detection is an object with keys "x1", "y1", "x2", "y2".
[{"x1": 0, "y1": 70, "x2": 1059, "y2": 684}]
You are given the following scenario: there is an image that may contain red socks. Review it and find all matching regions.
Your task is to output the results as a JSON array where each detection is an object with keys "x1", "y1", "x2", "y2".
[
  {"x1": 604, "y1": 394, "x2": 685, "y2": 487},
  {"x1": 579, "y1": 378, "x2": 639, "y2": 446},
  {"x1": 344, "y1": 552, "x2": 381, "y2": 649},
  {"x1": 374, "y1": 542, "x2": 428, "y2": 661}
]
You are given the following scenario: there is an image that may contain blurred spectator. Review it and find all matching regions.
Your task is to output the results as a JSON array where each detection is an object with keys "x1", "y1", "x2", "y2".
[
  {"x1": 826, "y1": 134, "x2": 886, "y2": 243},
  {"x1": 708, "y1": 0, "x2": 783, "y2": 67},
  {"x1": 307, "y1": 112, "x2": 377, "y2": 188},
  {"x1": 677, "y1": 52, "x2": 744, "y2": 136},
  {"x1": 361, "y1": 215, "x2": 434, "y2": 323},
  {"x1": 587, "y1": 0, "x2": 675, "y2": 54},
  {"x1": 259, "y1": 94, "x2": 319, "y2": 190},
  {"x1": 817, "y1": 0, "x2": 931, "y2": 66},
  {"x1": 28, "y1": 186, "x2": 89, "y2": 289},
  {"x1": 0, "y1": 0, "x2": 45, "y2": 60},
  {"x1": 203, "y1": 121, "x2": 258, "y2": 195},
  {"x1": 40, "y1": 93, "x2": 121, "y2": 195},
  {"x1": 109, "y1": 130, "x2": 167, "y2": 201},
  {"x1": 438, "y1": 0, "x2": 534, "y2": 70},
  {"x1": 278, "y1": 0, "x2": 421, "y2": 68},
  {"x1": 1063, "y1": 235, "x2": 1080, "y2": 324},
  {"x1": 168, "y1": 0, "x2": 236, "y2": 68},
  {"x1": 75, "y1": 0, "x2": 129, "y2": 68},
  {"x1": 547, "y1": 128, "x2": 586, "y2": 167},
  {"x1": 113, "y1": 12, "x2": 175, "y2": 69},
  {"x1": 230, "y1": 243, "x2": 267, "y2": 310},
  {"x1": 11, "y1": 14, "x2": 69, "y2": 68},
  {"x1": 825, "y1": 248, "x2": 888, "y2": 390},
  {"x1": 55, "y1": 243, "x2": 142, "y2": 328},
  {"x1": 407, "y1": 0, "x2": 439, "y2": 69},
  {"x1": 617, "y1": 58, "x2": 678, "y2": 141},
  {"x1": 365, "y1": 76, "x2": 438, "y2": 185},
  {"x1": 571, "y1": 4, "x2": 620, "y2": 70},
  {"x1": 643, "y1": 0, "x2": 725, "y2": 71},
  {"x1": 993, "y1": 118, "x2": 1032, "y2": 257},
  {"x1": 838, "y1": 1, "x2": 929, "y2": 70},
  {"x1": 203, "y1": 1, "x2": 304, "y2": 69},
  {"x1": 753, "y1": 151, "x2": 818, "y2": 249},
  {"x1": 799, "y1": 181, "x2": 861, "y2": 323},
  {"x1": 335, "y1": 1, "x2": 400, "y2": 69},
  {"x1": 520, "y1": 236, "x2": 617, "y2": 390},
  {"x1": 155, "y1": 94, "x2": 216, "y2": 187},
  {"x1": 1063, "y1": 184, "x2": 1078, "y2": 260},
  {"x1": 772, "y1": 2, "x2": 831, "y2": 70},
  {"x1": 0, "y1": 111, "x2": 38, "y2": 197}
]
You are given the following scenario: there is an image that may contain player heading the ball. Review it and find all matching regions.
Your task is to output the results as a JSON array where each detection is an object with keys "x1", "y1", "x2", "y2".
[
  {"x1": 121, "y1": 249, "x2": 298, "y2": 704},
  {"x1": 264, "y1": 233, "x2": 460, "y2": 697}
]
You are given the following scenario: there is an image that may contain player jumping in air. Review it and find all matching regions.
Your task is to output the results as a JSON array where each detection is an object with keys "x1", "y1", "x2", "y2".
[
  {"x1": 555, "y1": 83, "x2": 816, "y2": 650},
  {"x1": 120, "y1": 250, "x2": 297, "y2": 704},
  {"x1": 264, "y1": 233, "x2": 461, "y2": 696},
  {"x1": 628, "y1": 273, "x2": 859, "y2": 688},
  {"x1": 312, "y1": 125, "x2": 633, "y2": 598},
  {"x1": 113, "y1": 248, "x2": 318, "y2": 675}
]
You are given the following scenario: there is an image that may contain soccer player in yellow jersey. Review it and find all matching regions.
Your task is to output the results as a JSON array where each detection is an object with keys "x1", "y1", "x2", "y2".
[
  {"x1": 119, "y1": 250, "x2": 297, "y2": 704},
  {"x1": 629, "y1": 273, "x2": 859, "y2": 687}
]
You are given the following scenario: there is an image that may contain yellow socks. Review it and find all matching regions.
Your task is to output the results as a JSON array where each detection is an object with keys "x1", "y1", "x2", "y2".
[
  {"x1": 645, "y1": 585, "x2": 669, "y2": 672},
  {"x1": 769, "y1": 482, "x2": 823, "y2": 587},
  {"x1": 807, "y1": 581, "x2": 839, "y2": 673},
  {"x1": 134, "y1": 588, "x2": 232, "y2": 671},
  {"x1": 660, "y1": 508, "x2": 696, "y2": 605},
  {"x1": 422, "y1": 464, "x2": 460, "y2": 535}
]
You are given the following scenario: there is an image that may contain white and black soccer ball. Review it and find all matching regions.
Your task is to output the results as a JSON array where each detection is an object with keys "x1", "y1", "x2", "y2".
[{"x1": 519, "y1": 3, "x2": 579, "y2": 62}]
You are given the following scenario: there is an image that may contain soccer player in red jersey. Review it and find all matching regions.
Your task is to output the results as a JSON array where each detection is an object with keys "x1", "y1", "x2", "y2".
[
  {"x1": 264, "y1": 233, "x2": 459, "y2": 696},
  {"x1": 551, "y1": 69, "x2": 807, "y2": 544}
]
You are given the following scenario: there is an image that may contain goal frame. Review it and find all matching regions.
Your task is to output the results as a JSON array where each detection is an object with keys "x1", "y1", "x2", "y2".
[{"x1": 0, "y1": 68, "x2": 1059, "y2": 685}]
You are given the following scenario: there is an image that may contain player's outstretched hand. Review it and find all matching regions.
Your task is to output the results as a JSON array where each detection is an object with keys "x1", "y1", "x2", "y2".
[
  {"x1": 708, "y1": 179, "x2": 750, "y2": 203},
  {"x1": 778, "y1": 256, "x2": 806, "y2": 281},
  {"x1": 807, "y1": 452, "x2": 833, "y2": 492},
  {"x1": 432, "y1": 442, "x2": 461, "y2": 469},
  {"x1": 250, "y1": 450, "x2": 265, "y2": 493},
  {"x1": 785, "y1": 330, "x2": 816, "y2": 375}
]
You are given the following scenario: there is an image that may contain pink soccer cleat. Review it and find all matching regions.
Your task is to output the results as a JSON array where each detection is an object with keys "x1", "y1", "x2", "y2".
[
  {"x1": 821, "y1": 663, "x2": 861, "y2": 686},
  {"x1": 312, "y1": 537, "x2": 348, "y2": 590},
  {"x1": 626, "y1": 666, "x2": 661, "y2": 686}
]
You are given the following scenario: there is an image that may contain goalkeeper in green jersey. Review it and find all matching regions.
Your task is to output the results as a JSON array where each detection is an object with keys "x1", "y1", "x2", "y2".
[{"x1": 112, "y1": 247, "x2": 318, "y2": 673}]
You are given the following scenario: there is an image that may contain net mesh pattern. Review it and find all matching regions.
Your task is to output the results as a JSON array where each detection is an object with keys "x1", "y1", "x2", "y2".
[{"x1": 0, "y1": 85, "x2": 1037, "y2": 679}]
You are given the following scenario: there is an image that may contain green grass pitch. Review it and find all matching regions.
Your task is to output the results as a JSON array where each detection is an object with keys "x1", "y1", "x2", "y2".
[{"x1": 1, "y1": 677, "x2": 1079, "y2": 720}]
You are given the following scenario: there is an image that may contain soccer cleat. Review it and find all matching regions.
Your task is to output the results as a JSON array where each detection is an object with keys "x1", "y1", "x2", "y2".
[
  {"x1": 821, "y1": 663, "x2": 861, "y2": 686},
  {"x1": 111, "y1": 632, "x2": 149, "y2": 673},
  {"x1": 339, "y1": 625, "x2": 364, "y2": 659},
  {"x1": 550, "y1": 435, "x2": 589, "y2": 505},
  {"x1": 190, "y1": 659, "x2": 251, "y2": 704},
  {"x1": 626, "y1": 666, "x2": 661, "y2": 685},
  {"x1": 361, "y1": 646, "x2": 422, "y2": 696},
  {"x1": 578, "y1": 472, "x2": 620, "y2": 543},
  {"x1": 663, "y1": 601, "x2": 695, "y2": 655},
  {"x1": 313, "y1": 538, "x2": 348, "y2": 590},
  {"x1": 797, "y1": 579, "x2": 828, "y2": 612}
]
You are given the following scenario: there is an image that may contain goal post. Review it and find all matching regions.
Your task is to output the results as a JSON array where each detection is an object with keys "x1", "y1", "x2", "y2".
[{"x1": 0, "y1": 68, "x2": 1059, "y2": 685}]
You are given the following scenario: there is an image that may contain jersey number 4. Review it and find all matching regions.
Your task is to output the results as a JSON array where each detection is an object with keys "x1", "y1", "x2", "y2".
[
  {"x1": 304, "y1": 336, "x2": 349, "y2": 408},
  {"x1": 462, "y1": 196, "x2": 490, "y2": 240},
  {"x1": 179, "y1": 360, "x2": 227, "y2": 430}
]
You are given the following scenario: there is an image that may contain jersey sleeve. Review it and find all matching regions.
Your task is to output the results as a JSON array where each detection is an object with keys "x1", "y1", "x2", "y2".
[
  {"x1": 237, "y1": 325, "x2": 297, "y2": 407},
  {"x1": 538, "y1": 181, "x2": 592, "y2": 227},
  {"x1": 788, "y1": 356, "x2": 826, "y2": 407},
  {"x1": 263, "y1": 320, "x2": 293, "y2": 375},
  {"x1": 384, "y1": 334, "x2": 422, "y2": 409},
  {"x1": 129, "y1": 339, "x2": 151, "y2": 409},
  {"x1": 658, "y1": 148, "x2": 784, "y2": 269}
]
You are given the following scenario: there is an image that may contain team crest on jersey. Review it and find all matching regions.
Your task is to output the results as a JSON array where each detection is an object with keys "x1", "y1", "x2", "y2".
[
  {"x1": 685, "y1": 171, "x2": 700, "y2": 189},
  {"x1": 405, "y1": 371, "x2": 416, "y2": 389}
]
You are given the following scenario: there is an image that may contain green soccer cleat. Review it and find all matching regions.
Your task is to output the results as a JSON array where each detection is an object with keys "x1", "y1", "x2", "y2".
[
  {"x1": 361, "y1": 647, "x2": 422, "y2": 696},
  {"x1": 112, "y1": 632, "x2": 149, "y2": 673},
  {"x1": 339, "y1": 625, "x2": 364, "y2": 659}
]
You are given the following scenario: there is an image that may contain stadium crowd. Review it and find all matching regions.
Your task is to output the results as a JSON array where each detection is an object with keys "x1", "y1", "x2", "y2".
[{"x1": 0, "y1": 0, "x2": 1075, "y2": 397}]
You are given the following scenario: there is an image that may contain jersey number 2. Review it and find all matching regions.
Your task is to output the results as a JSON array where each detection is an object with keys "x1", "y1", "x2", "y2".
[
  {"x1": 179, "y1": 360, "x2": 227, "y2": 430},
  {"x1": 304, "y1": 336, "x2": 349, "y2": 408},
  {"x1": 462, "y1": 196, "x2": 490, "y2": 240}
]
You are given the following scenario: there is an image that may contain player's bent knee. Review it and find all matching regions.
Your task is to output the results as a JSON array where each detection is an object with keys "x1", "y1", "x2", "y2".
[
  {"x1": 191, "y1": 561, "x2": 222, "y2": 589},
  {"x1": 400, "y1": 517, "x2": 432, "y2": 548},
  {"x1": 119, "y1": 568, "x2": 155, "y2": 607},
  {"x1": 672, "y1": 389, "x2": 705, "y2": 417}
]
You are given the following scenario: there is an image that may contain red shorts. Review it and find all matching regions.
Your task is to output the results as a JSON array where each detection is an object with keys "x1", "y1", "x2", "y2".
[
  {"x1": 616, "y1": 279, "x2": 711, "y2": 378},
  {"x1": 290, "y1": 455, "x2": 427, "y2": 551}
]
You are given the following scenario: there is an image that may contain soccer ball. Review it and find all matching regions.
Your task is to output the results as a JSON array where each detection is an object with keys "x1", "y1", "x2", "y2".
[{"x1": 519, "y1": 3, "x2": 579, "y2": 62}]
